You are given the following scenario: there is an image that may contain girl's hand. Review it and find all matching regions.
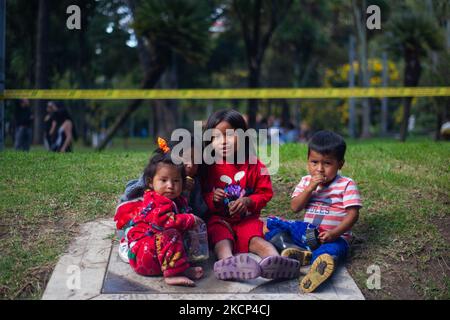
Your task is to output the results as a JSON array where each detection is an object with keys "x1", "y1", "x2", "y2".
[
  {"x1": 185, "y1": 176, "x2": 195, "y2": 192},
  {"x1": 318, "y1": 230, "x2": 339, "y2": 243},
  {"x1": 213, "y1": 188, "x2": 227, "y2": 203},
  {"x1": 229, "y1": 197, "x2": 250, "y2": 217}
]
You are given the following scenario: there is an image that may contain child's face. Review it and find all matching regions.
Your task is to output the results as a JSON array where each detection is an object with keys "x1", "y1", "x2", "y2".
[
  {"x1": 307, "y1": 150, "x2": 344, "y2": 184},
  {"x1": 212, "y1": 121, "x2": 238, "y2": 158},
  {"x1": 150, "y1": 164, "x2": 183, "y2": 200}
]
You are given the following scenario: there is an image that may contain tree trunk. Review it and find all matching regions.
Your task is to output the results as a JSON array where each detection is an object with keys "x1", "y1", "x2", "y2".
[
  {"x1": 293, "y1": 99, "x2": 301, "y2": 130},
  {"x1": 400, "y1": 50, "x2": 421, "y2": 142},
  {"x1": 151, "y1": 62, "x2": 178, "y2": 139},
  {"x1": 435, "y1": 99, "x2": 449, "y2": 140},
  {"x1": 381, "y1": 52, "x2": 389, "y2": 136},
  {"x1": 151, "y1": 100, "x2": 159, "y2": 139},
  {"x1": 434, "y1": 104, "x2": 443, "y2": 141},
  {"x1": 148, "y1": 105, "x2": 155, "y2": 139},
  {"x1": 348, "y1": 35, "x2": 357, "y2": 138},
  {"x1": 281, "y1": 99, "x2": 290, "y2": 127},
  {"x1": 34, "y1": 0, "x2": 49, "y2": 145},
  {"x1": 352, "y1": 0, "x2": 371, "y2": 139},
  {"x1": 233, "y1": 0, "x2": 293, "y2": 129},
  {"x1": 159, "y1": 52, "x2": 179, "y2": 137},
  {"x1": 71, "y1": 1, "x2": 90, "y2": 146},
  {"x1": 399, "y1": 97, "x2": 412, "y2": 142},
  {"x1": 78, "y1": 0, "x2": 90, "y2": 146},
  {"x1": 267, "y1": 100, "x2": 272, "y2": 118},
  {"x1": 247, "y1": 65, "x2": 260, "y2": 128},
  {"x1": 128, "y1": 0, "x2": 154, "y2": 140},
  {"x1": 246, "y1": 0, "x2": 262, "y2": 129},
  {"x1": 97, "y1": 0, "x2": 170, "y2": 150},
  {"x1": 96, "y1": 63, "x2": 167, "y2": 150}
]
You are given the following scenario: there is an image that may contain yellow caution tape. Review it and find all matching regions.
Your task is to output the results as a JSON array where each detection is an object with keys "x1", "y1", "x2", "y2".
[{"x1": 1, "y1": 87, "x2": 450, "y2": 100}]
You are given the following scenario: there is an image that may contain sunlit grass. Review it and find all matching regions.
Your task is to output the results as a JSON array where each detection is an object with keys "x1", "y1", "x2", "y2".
[{"x1": 0, "y1": 138, "x2": 449, "y2": 299}]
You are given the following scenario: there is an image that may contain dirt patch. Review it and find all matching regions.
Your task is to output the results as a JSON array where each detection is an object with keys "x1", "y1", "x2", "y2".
[
  {"x1": 347, "y1": 233, "x2": 449, "y2": 300},
  {"x1": 0, "y1": 224, "x2": 8, "y2": 240},
  {"x1": 350, "y1": 260, "x2": 423, "y2": 300},
  {"x1": 347, "y1": 244, "x2": 420, "y2": 299},
  {"x1": 435, "y1": 215, "x2": 450, "y2": 243},
  {"x1": 13, "y1": 263, "x2": 55, "y2": 299}
]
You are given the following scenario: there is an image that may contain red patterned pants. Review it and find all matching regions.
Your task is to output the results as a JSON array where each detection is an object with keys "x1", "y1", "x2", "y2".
[{"x1": 128, "y1": 228, "x2": 190, "y2": 277}]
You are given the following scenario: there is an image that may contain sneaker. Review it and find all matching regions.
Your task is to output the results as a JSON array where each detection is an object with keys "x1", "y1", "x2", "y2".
[
  {"x1": 214, "y1": 254, "x2": 261, "y2": 281},
  {"x1": 118, "y1": 240, "x2": 130, "y2": 264},
  {"x1": 281, "y1": 247, "x2": 312, "y2": 266},
  {"x1": 300, "y1": 253, "x2": 335, "y2": 293},
  {"x1": 259, "y1": 255, "x2": 300, "y2": 279}
]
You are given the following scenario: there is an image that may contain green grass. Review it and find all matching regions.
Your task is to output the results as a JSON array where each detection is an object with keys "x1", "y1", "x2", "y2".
[{"x1": 0, "y1": 138, "x2": 449, "y2": 299}]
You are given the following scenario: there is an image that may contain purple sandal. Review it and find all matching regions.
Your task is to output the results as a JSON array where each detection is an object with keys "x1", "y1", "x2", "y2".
[
  {"x1": 259, "y1": 255, "x2": 300, "y2": 279},
  {"x1": 214, "y1": 254, "x2": 261, "y2": 280}
]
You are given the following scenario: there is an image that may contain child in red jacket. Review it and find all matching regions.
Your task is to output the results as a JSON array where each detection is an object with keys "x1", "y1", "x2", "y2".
[
  {"x1": 114, "y1": 138, "x2": 204, "y2": 287},
  {"x1": 201, "y1": 110, "x2": 300, "y2": 281}
]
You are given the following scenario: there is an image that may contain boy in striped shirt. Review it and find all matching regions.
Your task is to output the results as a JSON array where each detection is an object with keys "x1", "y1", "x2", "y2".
[{"x1": 290, "y1": 130, "x2": 362, "y2": 293}]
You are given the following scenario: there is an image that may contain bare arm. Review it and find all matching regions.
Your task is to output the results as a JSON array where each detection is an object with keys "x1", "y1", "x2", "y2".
[
  {"x1": 318, "y1": 206, "x2": 360, "y2": 242},
  {"x1": 332, "y1": 206, "x2": 359, "y2": 236},
  {"x1": 290, "y1": 187, "x2": 314, "y2": 213},
  {"x1": 49, "y1": 120, "x2": 57, "y2": 136},
  {"x1": 290, "y1": 174, "x2": 325, "y2": 212}
]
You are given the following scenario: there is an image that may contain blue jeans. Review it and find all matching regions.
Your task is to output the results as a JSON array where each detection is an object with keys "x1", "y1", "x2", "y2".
[
  {"x1": 264, "y1": 217, "x2": 349, "y2": 264},
  {"x1": 311, "y1": 237, "x2": 349, "y2": 264}
]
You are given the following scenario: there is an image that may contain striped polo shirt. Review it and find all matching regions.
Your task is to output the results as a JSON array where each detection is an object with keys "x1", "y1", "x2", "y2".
[{"x1": 291, "y1": 174, "x2": 362, "y2": 242}]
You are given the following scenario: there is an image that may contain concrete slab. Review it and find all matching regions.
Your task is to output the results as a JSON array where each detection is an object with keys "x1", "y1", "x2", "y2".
[
  {"x1": 103, "y1": 248, "x2": 271, "y2": 294},
  {"x1": 42, "y1": 220, "x2": 114, "y2": 300},
  {"x1": 42, "y1": 218, "x2": 365, "y2": 300}
]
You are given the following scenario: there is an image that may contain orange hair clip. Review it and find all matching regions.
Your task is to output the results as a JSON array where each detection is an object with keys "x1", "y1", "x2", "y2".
[{"x1": 157, "y1": 137, "x2": 170, "y2": 154}]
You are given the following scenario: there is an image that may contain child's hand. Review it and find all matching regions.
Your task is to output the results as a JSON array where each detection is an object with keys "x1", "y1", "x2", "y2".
[
  {"x1": 229, "y1": 197, "x2": 251, "y2": 217},
  {"x1": 318, "y1": 230, "x2": 339, "y2": 243},
  {"x1": 213, "y1": 188, "x2": 227, "y2": 203},
  {"x1": 308, "y1": 174, "x2": 327, "y2": 191},
  {"x1": 185, "y1": 176, "x2": 195, "y2": 192}
]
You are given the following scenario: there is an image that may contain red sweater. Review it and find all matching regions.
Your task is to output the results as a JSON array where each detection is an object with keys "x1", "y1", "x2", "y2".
[
  {"x1": 201, "y1": 158, "x2": 273, "y2": 223},
  {"x1": 114, "y1": 190, "x2": 195, "y2": 233}
]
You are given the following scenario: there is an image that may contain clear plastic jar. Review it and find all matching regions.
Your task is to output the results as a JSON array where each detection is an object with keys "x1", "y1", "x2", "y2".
[{"x1": 184, "y1": 221, "x2": 209, "y2": 262}]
